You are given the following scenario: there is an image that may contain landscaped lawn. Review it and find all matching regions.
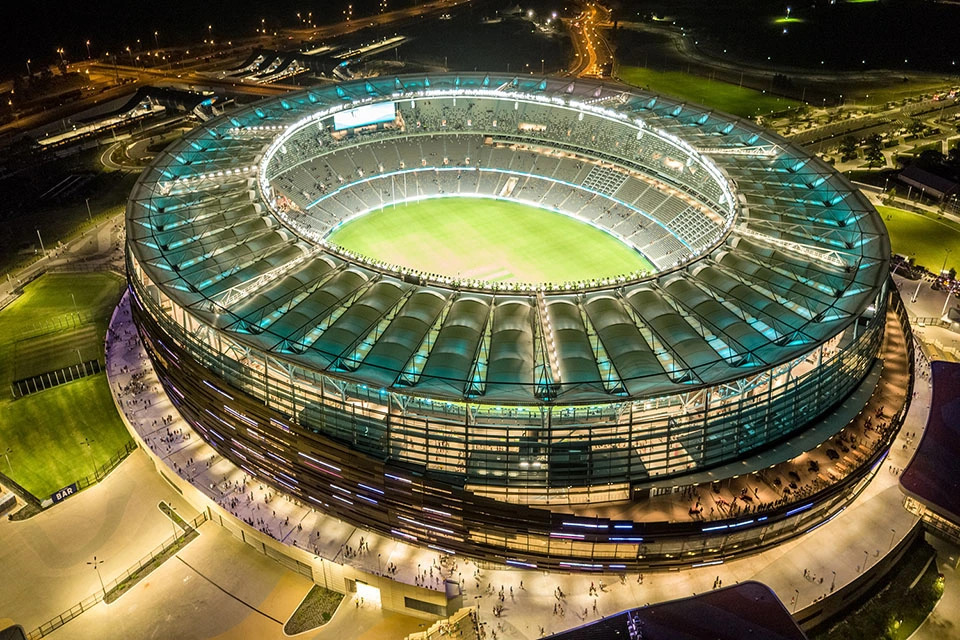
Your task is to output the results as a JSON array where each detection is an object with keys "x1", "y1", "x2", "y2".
[
  {"x1": 876, "y1": 205, "x2": 960, "y2": 273},
  {"x1": 0, "y1": 272, "x2": 130, "y2": 499},
  {"x1": 617, "y1": 66, "x2": 801, "y2": 118}
]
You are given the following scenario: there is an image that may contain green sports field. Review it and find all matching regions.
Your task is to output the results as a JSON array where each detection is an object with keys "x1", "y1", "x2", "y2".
[
  {"x1": 877, "y1": 205, "x2": 960, "y2": 273},
  {"x1": 326, "y1": 198, "x2": 655, "y2": 283},
  {"x1": 0, "y1": 272, "x2": 131, "y2": 499},
  {"x1": 618, "y1": 66, "x2": 801, "y2": 118}
]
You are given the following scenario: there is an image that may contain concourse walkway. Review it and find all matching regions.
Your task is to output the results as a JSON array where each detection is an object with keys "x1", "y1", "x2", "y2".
[{"x1": 104, "y1": 291, "x2": 933, "y2": 639}]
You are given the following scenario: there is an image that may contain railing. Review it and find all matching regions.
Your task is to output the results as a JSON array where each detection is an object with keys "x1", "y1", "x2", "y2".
[
  {"x1": 72, "y1": 441, "x2": 139, "y2": 494},
  {"x1": 27, "y1": 511, "x2": 208, "y2": 639}
]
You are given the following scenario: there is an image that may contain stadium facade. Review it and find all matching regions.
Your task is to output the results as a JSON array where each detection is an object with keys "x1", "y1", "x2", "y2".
[{"x1": 126, "y1": 73, "x2": 892, "y2": 570}]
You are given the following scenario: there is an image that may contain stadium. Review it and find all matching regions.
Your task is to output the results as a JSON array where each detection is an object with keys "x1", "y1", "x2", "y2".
[{"x1": 125, "y1": 73, "x2": 896, "y2": 571}]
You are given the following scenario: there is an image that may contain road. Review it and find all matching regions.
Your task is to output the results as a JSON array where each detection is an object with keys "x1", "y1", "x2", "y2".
[
  {"x1": 3, "y1": 0, "x2": 472, "y2": 142},
  {"x1": 565, "y1": 2, "x2": 614, "y2": 77}
]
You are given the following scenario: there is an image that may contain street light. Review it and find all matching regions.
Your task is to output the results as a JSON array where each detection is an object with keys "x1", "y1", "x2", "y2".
[
  {"x1": 169, "y1": 504, "x2": 180, "y2": 541},
  {"x1": 830, "y1": 570, "x2": 836, "y2": 592},
  {"x1": 25, "y1": 59, "x2": 31, "y2": 77},
  {"x1": 35, "y1": 228, "x2": 46, "y2": 257},
  {"x1": 80, "y1": 437, "x2": 96, "y2": 478},
  {"x1": 87, "y1": 556, "x2": 106, "y2": 598},
  {"x1": 86, "y1": 40, "x2": 91, "y2": 59},
  {"x1": 154, "y1": 31, "x2": 159, "y2": 50}
]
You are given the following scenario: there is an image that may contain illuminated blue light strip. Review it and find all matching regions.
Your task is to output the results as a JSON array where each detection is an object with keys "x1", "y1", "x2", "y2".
[
  {"x1": 785, "y1": 503, "x2": 814, "y2": 517},
  {"x1": 506, "y1": 560, "x2": 538, "y2": 568},
  {"x1": 691, "y1": 560, "x2": 724, "y2": 568},
  {"x1": 428, "y1": 544, "x2": 456, "y2": 555},
  {"x1": 357, "y1": 483, "x2": 385, "y2": 495}
]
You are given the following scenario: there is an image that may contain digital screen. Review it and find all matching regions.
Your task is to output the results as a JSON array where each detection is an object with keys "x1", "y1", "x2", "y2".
[{"x1": 333, "y1": 102, "x2": 396, "y2": 130}]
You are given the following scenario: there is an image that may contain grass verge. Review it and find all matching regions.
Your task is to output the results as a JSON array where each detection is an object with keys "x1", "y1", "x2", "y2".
[
  {"x1": 283, "y1": 585, "x2": 345, "y2": 635},
  {"x1": 102, "y1": 503, "x2": 201, "y2": 605}
]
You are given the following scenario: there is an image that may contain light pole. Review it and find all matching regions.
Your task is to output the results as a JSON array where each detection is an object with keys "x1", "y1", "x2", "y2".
[
  {"x1": 1, "y1": 446, "x2": 11, "y2": 473},
  {"x1": 861, "y1": 549, "x2": 868, "y2": 572},
  {"x1": 889, "y1": 528, "x2": 896, "y2": 550},
  {"x1": 169, "y1": 504, "x2": 180, "y2": 542},
  {"x1": 85, "y1": 197, "x2": 92, "y2": 222},
  {"x1": 87, "y1": 556, "x2": 106, "y2": 598},
  {"x1": 25, "y1": 59, "x2": 31, "y2": 77},
  {"x1": 80, "y1": 437, "x2": 96, "y2": 478},
  {"x1": 56, "y1": 48, "x2": 65, "y2": 64},
  {"x1": 86, "y1": 40, "x2": 91, "y2": 59},
  {"x1": 793, "y1": 588, "x2": 799, "y2": 612},
  {"x1": 36, "y1": 228, "x2": 46, "y2": 257},
  {"x1": 76, "y1": 349, "x2": 83, "y2": 368},
  {"x1": 70, "y1": 292, "x2": 78, "y2": 314},
  {"x1": 830, "y1": 570, "x2": 836, "y2": 592},
  {"x1": 154, "y1": 31, "x2": 159, "y2": 50}
]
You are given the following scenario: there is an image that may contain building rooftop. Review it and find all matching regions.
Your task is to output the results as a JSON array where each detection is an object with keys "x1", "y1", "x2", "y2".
[
  {"x1": 546, "y1": 581, "x2": 807, "y2": 640},
  {"x1": 900, "y1": 359, "x2": 960, "y2": 523}
]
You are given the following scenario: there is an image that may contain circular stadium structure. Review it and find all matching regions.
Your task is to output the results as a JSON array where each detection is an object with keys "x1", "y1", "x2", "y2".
[{"x1": 126, "y1": 73, "x2": 891, "y2": 569}]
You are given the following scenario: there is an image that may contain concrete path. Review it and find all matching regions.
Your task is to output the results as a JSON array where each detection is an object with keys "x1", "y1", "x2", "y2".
[{"x1": 0, "y1": 450, "x2": 195, "y2": 630}]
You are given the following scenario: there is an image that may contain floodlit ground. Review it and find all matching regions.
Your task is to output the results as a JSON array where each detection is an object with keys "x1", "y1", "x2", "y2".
[
  {"x1": 877, "y1": 205, "x2": 960, "y2": 272},
  {"x1": 0, "y1": 272, "x2": 130, "y2": 498},
  {"x1": 326, "y1": 197, "x2": 655, "y2": 282},
  {"x1": 0, "y1": 374, "x2": 131, "y2": 497},
  {"x1": 617, "y1": 66, "x2": 801, "y2": 118}
]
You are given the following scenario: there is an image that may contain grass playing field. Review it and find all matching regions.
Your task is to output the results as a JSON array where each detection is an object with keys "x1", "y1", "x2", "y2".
[
  {"x1": 0, "y1": 374, "x2": 131, "y2": 498},
  {"x1": 617, "y1": 66, "x2": 801, "y2": 118},
  {"x1": 876, "y1": 205, "x2": 960, "y2": 273},
  {"x1": 0, "y1": 272, "x2": 131, "y2": 499},
  {"x1": 326, "y1": 197, "x2": 656, "y2": 283}
]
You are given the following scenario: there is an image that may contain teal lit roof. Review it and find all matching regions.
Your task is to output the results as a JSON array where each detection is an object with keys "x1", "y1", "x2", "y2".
[{"x1": 126, "y1": 73, "x2": 889, "y2": 405}]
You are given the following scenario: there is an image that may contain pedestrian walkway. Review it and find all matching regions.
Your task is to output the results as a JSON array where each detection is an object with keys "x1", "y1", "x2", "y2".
[{"x1": 104, "y1": 290, "x2": 937, "y2": 639}]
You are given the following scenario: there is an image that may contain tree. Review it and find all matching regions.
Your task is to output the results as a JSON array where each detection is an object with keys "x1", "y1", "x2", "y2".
[
  {"x1": 839, "y1": 136, "x2": 859, "y2": 162},
  {"x1": 864, "y1": 134, "x2": 885, "y2": 168},
  {"x1": 908, "y1": 119, "x2": 925, "y2": 135}
]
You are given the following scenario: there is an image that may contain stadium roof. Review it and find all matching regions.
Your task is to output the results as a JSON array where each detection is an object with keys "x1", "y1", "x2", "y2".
[{"x1": 126, "y1": 73, "x2": 889, "y2": 405}]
